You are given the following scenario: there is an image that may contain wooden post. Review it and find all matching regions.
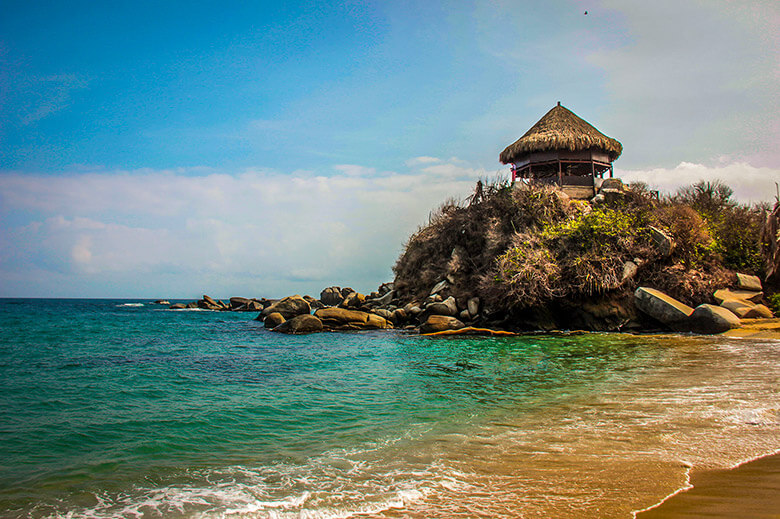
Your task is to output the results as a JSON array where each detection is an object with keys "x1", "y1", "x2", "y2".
[{"x1": 557, "y1": 160, "x2": 562, "y2": 186}]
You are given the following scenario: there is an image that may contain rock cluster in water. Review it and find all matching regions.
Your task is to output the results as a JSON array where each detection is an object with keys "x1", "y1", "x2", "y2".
[{"x1": 164, "y1": 270, "x2": 772, "y2": 336}]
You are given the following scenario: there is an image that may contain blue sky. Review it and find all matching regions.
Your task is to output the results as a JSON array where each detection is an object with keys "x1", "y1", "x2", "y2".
[{"x1": 1, "y1": 0, "x2": 778, "y2": 298}]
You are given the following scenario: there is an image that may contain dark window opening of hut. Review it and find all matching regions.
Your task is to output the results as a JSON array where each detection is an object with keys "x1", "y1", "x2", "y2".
[{"x1": 499, "y1": 103, "x2": 622, "y2": 199}]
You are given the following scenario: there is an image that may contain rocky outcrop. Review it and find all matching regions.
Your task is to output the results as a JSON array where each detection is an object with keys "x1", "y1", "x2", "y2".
[
  {"x1": 169, "y1": 303, "x2": 187, "y2": 309},
  {"x1": 314, "y1": 307, "x2": 390, "y2": 330},
  {"x1": 634, "y1": 287, "x2": 694, "y2": 325},
  {"x1": 261, "y1": 295, "x2": 311, "y2": 320},
  {"x1": 420, "y1": 315, "x2": 465, "y2": 334},
  {"x1": 685, "y1": 304, "x2": 741, "y2": 334},
  {"x1": 197, "y1": 295, "x2": 228, "y2": 310},
  {"x1": 273, "y1": 314, "x2": 323, "y2": 334}
]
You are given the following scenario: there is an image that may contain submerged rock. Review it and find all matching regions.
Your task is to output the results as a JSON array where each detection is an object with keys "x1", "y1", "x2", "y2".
[
  {"x1": 273, "y1": 314, "x2": 323, "y2": 334},
  {"x1": 420, "y1": 315, "x2": 465, "y2": 334},
  {"x1": 263, "y1": 312, "x2": 286, "y2": 328}
]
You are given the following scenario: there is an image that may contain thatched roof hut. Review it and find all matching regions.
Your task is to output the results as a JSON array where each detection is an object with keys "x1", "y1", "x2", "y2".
[
  {"x1": 499, "y1": 102, "x2": 622, "y2": 164},
  {"x1": 499, "y1": 102, "x2": 622, "y2": 198}
]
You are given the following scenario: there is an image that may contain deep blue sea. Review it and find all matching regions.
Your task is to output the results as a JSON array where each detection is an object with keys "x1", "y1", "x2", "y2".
[{"x1": 1, "y1": 299, "x2": 778, "y2": 518}]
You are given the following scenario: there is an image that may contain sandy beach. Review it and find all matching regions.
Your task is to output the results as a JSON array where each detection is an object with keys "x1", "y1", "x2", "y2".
[{"x1": 637, "y1": 452, "x2": 780, "y2": 518}]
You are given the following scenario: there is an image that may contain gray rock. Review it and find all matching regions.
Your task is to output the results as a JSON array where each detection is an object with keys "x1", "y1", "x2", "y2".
[
  {"x1": 621, "y1": 261, "x2": 638, "y2": 283},
  {"x1": 366, "y1": 290, "x2": 394, "y2": 307},
  {"x1": 273, "y1": 314, "x2": 323, "y2": 334},
  {"x1": 634, "y1": 287, "x2": 694, "y2": 325},
  {"x1": 426, "y1": 296, "x2": 458, "y2": 316},
  {"x1": 420, "y1": 315, "x2": 465, "y2": 334},
  {"x1": 429, "y1": 279, "x2": 450, "y2": 296},
  {"x1": 649, "y1": 227, "x2": 674, "y2": 256},
  {"x1": 320, "y1": 287, "x2": 344, "y2": 307},
  {"x1": 685, "y1": 304, "x2": 741, "y2": 334},
  {"x1": 459, "y1": 309, "x2": 471, "y2": 321},
  {"x1": 736, "y1": 273, "x2": 762, "y2": 292},
  {"x1": 372, "y1": 308, "x2": 393, "y2": 320},
  {"x1": 261, "y1": 295, "x2": 311, "y2": 319},
  {"x1": 377, "y1": 282, "x2": 394, "y2": 295},
  {"x1": 467, "y1": 297, "x2": 480, "y2": 318},
  {"x1": 599, "y1": 178, "x2": 624, "y2": 192}
]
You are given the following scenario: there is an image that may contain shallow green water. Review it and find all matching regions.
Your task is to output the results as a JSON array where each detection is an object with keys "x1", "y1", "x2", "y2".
[{"x1": 1, "y1": 299, "x2": 778, "y2": 518}]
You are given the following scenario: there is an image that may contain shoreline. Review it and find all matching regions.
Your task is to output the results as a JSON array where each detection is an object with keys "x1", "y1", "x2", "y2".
[{"x1": 634, "y1": 450, "x2": 780, "y2": 518}]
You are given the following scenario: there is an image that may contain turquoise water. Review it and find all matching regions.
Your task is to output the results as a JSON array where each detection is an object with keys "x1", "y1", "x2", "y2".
[{"x1": 1, "y1": 299, "x2": 778, "y2": 518}]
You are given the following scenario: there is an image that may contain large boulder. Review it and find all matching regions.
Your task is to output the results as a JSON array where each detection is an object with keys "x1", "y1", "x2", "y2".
[
  {"x1": 320, "y1": 286, "x2": 344, "y2": 307},
  {"x1": 420, "y1": 315, "x2": 465, "y2": 334},
  {"x1": 314, "y1": 307, "x2": 389, "y2": 330},
  {"x1": 634, "y1": 287, "x2": 694, "y2": 325},
  {"x1": 230, "y1": 296, "x2": 252, "y2": 309},
  {"x1": 426, "y1": 296, "x2": 458, "y2": 316},
  {"x1": 263, "y1": 312, "x2": 286, "y2": 328},
  {"x1": 261, "y1": 295, "x2": 311, "y2": 319},
  {"x1": 273, "y1": 314, "x2": 323, "y2": 334},
  {"x1": 169, "y1": 303, "x2": 187, "y2": 310},
  {"x1": 714, "y1": 289, "x2": 763, "y2": 305},
  {"x1": 736, "y1": 273, "x2": 762, "y2": 292},
  {"x1": 685, "y1": 304, "x2": 741, "y2": 334}
]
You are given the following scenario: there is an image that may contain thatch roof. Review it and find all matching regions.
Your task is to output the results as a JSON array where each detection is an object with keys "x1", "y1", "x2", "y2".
[{"x1": 499, "y1": 103, "x2": 622, "y2": 164}]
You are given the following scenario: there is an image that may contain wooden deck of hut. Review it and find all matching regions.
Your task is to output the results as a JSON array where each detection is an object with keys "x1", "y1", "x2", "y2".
[{"x1": 500, "y1": 102, "x2": 622, "y2": 199}]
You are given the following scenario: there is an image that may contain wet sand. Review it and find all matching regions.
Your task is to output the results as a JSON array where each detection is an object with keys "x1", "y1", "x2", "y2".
[{"x1": 636, "y1": 452, "x2": 780, "y2": 518}]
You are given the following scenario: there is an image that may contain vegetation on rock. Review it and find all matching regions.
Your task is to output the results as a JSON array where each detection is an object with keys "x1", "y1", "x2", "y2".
[{"x1": 393, "y1": 177, "x2": 774, "y2": 330}]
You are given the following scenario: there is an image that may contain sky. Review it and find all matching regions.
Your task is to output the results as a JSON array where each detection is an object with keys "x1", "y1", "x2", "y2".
[{"x1": 0, "y1": 0, "x2": 778, "y2": 298}]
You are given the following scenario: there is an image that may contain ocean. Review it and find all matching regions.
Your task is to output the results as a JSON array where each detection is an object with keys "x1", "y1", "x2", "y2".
[{"x1": 1, "y1": 298, "x2": 778, "y2": 518}]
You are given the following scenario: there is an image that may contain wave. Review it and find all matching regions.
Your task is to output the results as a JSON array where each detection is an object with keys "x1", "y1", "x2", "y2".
[{"x1": 117, "y1": 303, "x2": 144, "y2": 307}]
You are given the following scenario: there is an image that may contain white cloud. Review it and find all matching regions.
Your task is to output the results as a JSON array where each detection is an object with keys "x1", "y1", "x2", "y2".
[
  {"x1": 590, "y1": 0, "x2": 780, "y2": 168},
  {"x1": 617, "y1": 161, "x2": 779, "y2": 203},
  {"x1": 0, "y1": 161, "x2": 486, "y2": 297},
  {"x1": 405, "y1": 156, "x2": 441, "y2": 167}
]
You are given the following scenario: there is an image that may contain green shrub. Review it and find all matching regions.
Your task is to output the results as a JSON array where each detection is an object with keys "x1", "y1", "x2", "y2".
[{"x1": 768, "y1": 293, "x2": 780, "y2": 315}]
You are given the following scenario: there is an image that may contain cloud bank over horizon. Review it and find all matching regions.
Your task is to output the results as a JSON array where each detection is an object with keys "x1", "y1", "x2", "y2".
[
  {"x1": 0, "y1": 160, "x2": 483, "y2": 298},
  {"x1": 2, "y1": 157, "x2": 776, "y2": 298}
]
